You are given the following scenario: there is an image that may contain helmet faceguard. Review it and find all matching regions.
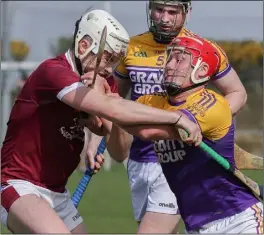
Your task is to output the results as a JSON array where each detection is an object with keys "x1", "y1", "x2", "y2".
[
  {"x1": 163, "y1": 36, "x2": 220, "y2": 96},
  {"x1": 147, "y1": 0, "x2": 191, "y2": 44},
  {"x1": 73, "y1": 9, "x2": 130, "y2": 75}
]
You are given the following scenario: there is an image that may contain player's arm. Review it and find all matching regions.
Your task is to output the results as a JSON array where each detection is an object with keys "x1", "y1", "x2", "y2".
[
  {"x1": 44, "y1": 65, "x2": 179, "y2": 126},
  {"x1": 71, "y1": 89, "x2": 201, "y2": 143},
  {"x1": 113, "y1": 57, "x2": 132, "y2": 99},
  {"x1": 101, "y1": 92, "x2": 131, "y2": 162},
  {"x1": 62, "y1": 86, "x2": 184, "y2": 126},
  {"x1": 62, "y1": 81, "x2": 202, "y2": 149},
  {"x1": 85, "y1": 94, "x2": 132, "y2": 163},
  {"x1": 107, "y1": 115, "x2": 191, "y2": 162},
  {"x1": 107, "y1": 123, "x2": 132, "y2": 163},
  {"x1": 107, "y1": 121, "x2": 191, "y2": 162},
  {"x1": 78, "y1": 127, "x2": 105, "y2": 171},
  {"x1": 104, "y1": 59, "x2": 133, "y2": 161},
  {"x1": 116, "y1": 76, "x2": 131, "y2": 99},
  {"x1": 212, "y1": 68, "x2": 247, "y2": 116},
  {"x1": 79, "y1": 76, "x2": 118, "y2": 154},
  {"x1": 37, "y1": 64, "x2": 174, "y2": 126},
  {"x1": 118, "y1": 95, "x2": 181, "y2": 140},
  {"x1": 106, "y1": 95, "x2": 201, "y2": 145},
  {"x1": 40, "y1": 65, "x2": 200, "y2": 143},
  {"x1": 86, "y1": 130, "x2": 104, "y2": 167},
  {"x1": 80, "y1": 75, "x2": 119, "y2": 167},
  {"x1": 210, "y1": 42, "x2": 247, "y2": 116},
  {"x1": 119, "y1": 123, "x2": 181, "y2": 141},
  {"x1": 112, "y1": 53, "x2": 182, "y2": 140}
]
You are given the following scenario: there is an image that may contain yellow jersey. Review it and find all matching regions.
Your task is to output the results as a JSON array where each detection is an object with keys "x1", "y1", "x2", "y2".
[
  {"x1": 135, "y1": 89, "x2": 257, "y2": 231},
  {"x1": 114, "y1": 28, "x2": 231, "y2": 163},
  {"x1": 136, "y1": 88, "x2": 232, "y2": 141},
  {"x1": 114, "y1": 28, "x2": 231, "y2": 101}
]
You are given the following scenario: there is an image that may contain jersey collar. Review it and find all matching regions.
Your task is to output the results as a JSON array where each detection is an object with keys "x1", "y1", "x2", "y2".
[{"x1": 65, "y1": 50, "x2": 75, "y2": 71}]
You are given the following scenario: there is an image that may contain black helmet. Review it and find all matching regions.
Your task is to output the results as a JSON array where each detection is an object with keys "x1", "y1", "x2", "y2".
[{"x1": 147, "y1": 0, "x2": 191, "y2": 44}]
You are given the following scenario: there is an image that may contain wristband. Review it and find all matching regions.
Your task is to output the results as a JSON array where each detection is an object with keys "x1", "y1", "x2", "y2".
[{"x1": 174, "y1": 114, "x2": 183, "y2": 125}]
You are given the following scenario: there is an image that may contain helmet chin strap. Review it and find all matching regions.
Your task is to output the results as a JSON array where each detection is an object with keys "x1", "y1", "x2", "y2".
[
  {"x1": 73, "y1": 18, "x2": 84, "y2": 76},
  {"x1": 147, "y1": 0, "x2": 192, "y2": 44},
  {"x1": 74, "y1": 41, "x2": 96, "y2": 76},
  {"x1": 72, "y1": 17, "x2": 96, "y2": 76},
  {"x1": 163, "y1": 80, "x2": 208, "y2": 97},
  {"x1": 151, "y1": 25, "x2": 183, "y2": 44},
  {"x1": 74, "y1": 56, "x2": 83, "y2": 76},
  {"x1": 191, "y1": 58, "x2": 210, "y2": 84},
  {"x1": 150, "y1": 9, "x2": 190, "y2": 44}
]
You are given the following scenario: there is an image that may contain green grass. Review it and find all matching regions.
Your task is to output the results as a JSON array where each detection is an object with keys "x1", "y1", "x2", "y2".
[{"x1": 1, "y1": 164, "x2": 263, "y2": 234}]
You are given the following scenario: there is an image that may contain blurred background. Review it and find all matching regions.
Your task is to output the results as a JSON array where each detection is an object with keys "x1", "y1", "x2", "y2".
[{"x1": 0, "y1": 1, "x2": 263, "y2": 233}]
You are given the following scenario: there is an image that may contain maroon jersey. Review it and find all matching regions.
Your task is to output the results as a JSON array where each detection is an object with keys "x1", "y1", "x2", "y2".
[
  {"x1": 106, "y1": 75, "x2": 118, "y2": 93},
  {"x1": 1, "y1": 51, "x2": 87, "y2": 192}
]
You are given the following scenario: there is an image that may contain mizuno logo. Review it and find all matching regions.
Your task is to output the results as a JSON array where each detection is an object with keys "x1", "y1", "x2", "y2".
[{"x1": 134, "y1": 51, "x2": 148, "y2": 57}]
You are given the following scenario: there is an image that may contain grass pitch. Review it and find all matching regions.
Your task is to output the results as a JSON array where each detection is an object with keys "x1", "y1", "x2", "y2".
[{"x1": 1, "y1": 163, "x2": 263, "y2": 233}]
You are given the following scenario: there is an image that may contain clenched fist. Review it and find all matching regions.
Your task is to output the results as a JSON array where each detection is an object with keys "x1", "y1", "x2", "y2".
[{"x1": 81, "y1": 72, "x2": 111, "y2": 94}]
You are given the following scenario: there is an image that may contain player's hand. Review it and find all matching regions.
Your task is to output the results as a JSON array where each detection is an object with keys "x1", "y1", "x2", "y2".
[
  {"x1": 87, "y1": 152, "x2": 104, "y2": 174},
  {"x1": 79, "y1": 115, "x2": 102, "y2": 128},
  {"x1": 80, "y1": 115, "x2": 110, "y2": 136},
  {"x1": 81, "y1": 72, "x2": 111, "y2": 94},
  {"x1": 176, "y1": 114, "x2": 202, "y2": 146}
]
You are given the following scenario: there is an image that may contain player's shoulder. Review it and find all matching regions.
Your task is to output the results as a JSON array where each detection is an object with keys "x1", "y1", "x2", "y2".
[
  {"x1": 180, "y1": 28, "x2": 211, "y2": 43},
  {"x1": 184, "y1": 89, "x2": 232, "y2": 141},
  {"x1": 40, "y1": 53, "x2": 71, "y2": 70},
  {"x1": 186, "y1": 88, "x2": 230, "y2": 117},
  {"x1": 179, "y1": 28, "x2": 200, "y2": 38},
  {"x1": 31, "y1": 53, "x2": 79, "y2": 88},
  {"x1": 128, "y1": 31, "x2": 161, "y2": 50},
  {"x1": 188, "y1": 88, "x2": 229, "y2": 107},
  {"x1": 137, "y1": 91, "x2": 167, "y2": 107},
  {"x1": 180, "y1": 28, "x2": 226, "y2": 54},
  {"x1": 35, "y1": 53, "x2": 75, "y2": 80},
  {"x1": 130, "y1": 31, "x2": 152, "y2": 44}
]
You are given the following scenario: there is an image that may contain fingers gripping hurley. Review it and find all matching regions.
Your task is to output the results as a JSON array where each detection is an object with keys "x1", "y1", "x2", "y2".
[
  {"x1": 178, "y1": 129, "x2": 263, "y2": 201},
  {"x1": 91, "y1": 26, "x2": 107, "y2": 88},
  {"x1": 71, "y1": 137, "x2": 107, "y2": 208},
  {"x1": 72, "y1": 27, "x2": 107, "y2": 207},
  {"x1": 79, "y1": 27, "x2": 107, "y2": 125}
]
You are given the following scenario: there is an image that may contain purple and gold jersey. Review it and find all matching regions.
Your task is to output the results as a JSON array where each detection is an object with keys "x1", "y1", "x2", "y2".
[
  {"x1": 114, "y1": 29, "x2": 231, "y2": 163},
  {"x1": 136, "y1": 89, "x2": 258, "y2": 231}
]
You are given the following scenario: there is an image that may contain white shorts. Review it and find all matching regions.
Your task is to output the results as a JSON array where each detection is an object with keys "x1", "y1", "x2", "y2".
[
  {"x1": 1, "y1": 179, "x2": 83, "y2": 231},
  {"x1": 127, "y1": 159, "x2": 178, "y2": 221},
  {"x1": 187, "y1": 202, "x2": 263, "y2": 234}
]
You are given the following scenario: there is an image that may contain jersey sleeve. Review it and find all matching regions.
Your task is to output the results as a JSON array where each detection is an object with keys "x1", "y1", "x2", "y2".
[
  {"x1": 136, "y1": 93, "x2": 166, "y2": 109},
  {"x1": 35, "y1": 62, "x2": 84, "y2": 101},
  {"x1": 208, "y1": 40, "x2": 232, "y2": 80},
  {"x1": 136, "y1": 95, "x2": 148, "y2": 105},
  {"x1": 179, "y1": 91, "x2": 232, "y2": 140},
  {"x1": 113, "y1": 57, "x2": 129, "y2": 79}
]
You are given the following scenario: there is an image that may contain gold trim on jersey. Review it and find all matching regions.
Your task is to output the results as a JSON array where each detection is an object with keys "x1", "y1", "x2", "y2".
[
  {"x1": 186, "y1": 90, "x2": 217, "y2": 117},
  {"x1": 153, "y1": 91, "x2": 167, "y2": 97}
]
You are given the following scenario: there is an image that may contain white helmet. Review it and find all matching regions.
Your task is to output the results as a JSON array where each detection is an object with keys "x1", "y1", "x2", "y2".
[{"x1": 74, "y1": 9, "x2": 130, "y2": 60}]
